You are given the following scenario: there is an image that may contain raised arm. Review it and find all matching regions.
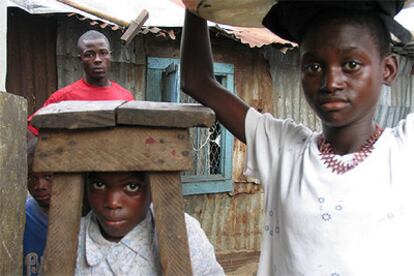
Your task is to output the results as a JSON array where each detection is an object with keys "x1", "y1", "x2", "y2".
[{"x1": 180, "y1": 10, "x2": 249, "y2": 143}]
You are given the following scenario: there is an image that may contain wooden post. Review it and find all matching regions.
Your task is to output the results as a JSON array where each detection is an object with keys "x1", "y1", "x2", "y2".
[
  {"x1": 0, "y1": 2, "x2": 28, "y2": 274},
  {"x1": 42, "y1": 174, "x2": 84, "y2": 276},
  {"x1": 0, "y1": 92, "x2": 27, "y2": 276},
  {"x1": 150, "y1": 172, "x2": 193, "y2": 275}
]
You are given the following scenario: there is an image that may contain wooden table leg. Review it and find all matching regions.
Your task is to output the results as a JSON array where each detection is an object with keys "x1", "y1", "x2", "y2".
[
  {"x1": 149, "y1": 172, "x2": 193, "y2": 275},
  {"x1": 42, "y1": 173, "x2": 84, "y2": 276}
]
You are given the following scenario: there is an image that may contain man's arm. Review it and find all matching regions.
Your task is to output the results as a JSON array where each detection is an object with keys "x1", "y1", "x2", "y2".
[{"x1": 180, "y1": 10, "x2": 249, "y2": 143}]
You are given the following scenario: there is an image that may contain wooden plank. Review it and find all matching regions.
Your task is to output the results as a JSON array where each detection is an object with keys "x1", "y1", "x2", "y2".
[
  {"x1": 0, "y1": 92, "x2": 27, "y2": 275},
  {"x1": 42, "y1": 174, "x2": 84, "y2": 276},
  {"x1": 149, "y1": 172, "x2": 193, "y2": 275},
  {"x1": 120, "y1": 9, "x2": 149, "y2": 46},
  {"x1": 117, "y1": 101, "x2": 216, "y2": 128},
  {"x1": 31, "y1": 100, "x2": 127, "y2": 129},
  {"x1": 57, "y1": 0, "x2": 129, "y2": 26},
  {"x1": 33, "y1": 127, "x2": 192, "y2": 172}
]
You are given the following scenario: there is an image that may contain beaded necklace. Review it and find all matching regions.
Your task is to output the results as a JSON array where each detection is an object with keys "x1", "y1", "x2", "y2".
[{"x1": 318, "y1": 125, "x2": 383, "y2": 174}]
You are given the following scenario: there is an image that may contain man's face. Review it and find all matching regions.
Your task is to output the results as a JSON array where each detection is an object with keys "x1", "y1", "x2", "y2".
[
  {"x1": 79, "y1": 38, "x2": 111, "y2": 83},
  {"x1": 28, "y1": 172, "x2": 53, "y2": 210},
  {"x1": 87, "y1": 172, "x2": 151, "y2": 242},
  {"x1": 300, "y1": 22, "x2": 395, "y2": 128}
]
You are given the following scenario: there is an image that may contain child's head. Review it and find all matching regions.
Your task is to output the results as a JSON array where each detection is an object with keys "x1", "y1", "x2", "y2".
[
  {"x1": 27, "y1": 136, "x2": 53, "y2": 211},
  {"x1": 87, "y1": 171, "x2": 151, "y2": 242},
  {"x1": 28, "y1": 172, "x2": 53, "y2": 210},
  {"x1": 262, "y1": 1, "x2": 408, "y2": 129},
  {"x1": 298, "y1": 8, "x2": 398, "y2": 128}
]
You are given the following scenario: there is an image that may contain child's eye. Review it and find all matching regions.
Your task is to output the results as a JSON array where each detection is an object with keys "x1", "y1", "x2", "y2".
[
  {"x1": 125, "y1": 183, "x2": 142, "y2": 192},
  {"x1": 303, "y1": 63, "x2": 323, "y2": 74},
  {"x1": 343, "y1": 61, "x2": 361, "y2": 71},
  {"x1": 91, "y1": 181, "x2": 105, "y2": 190},
  {"x1": 45, "y1": 174, "x2": 53, "y2": 181}
]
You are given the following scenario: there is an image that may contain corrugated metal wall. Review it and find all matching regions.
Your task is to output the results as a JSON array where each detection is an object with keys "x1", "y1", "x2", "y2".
[
  {"x1": 184, "y1": 191, "x2": 263, "y2": 253},
  {"x1": 6, "y1": 8, "x2": 57, "y2": 114},
  {"x1": 375, "y1": 55, "x2": 414, "y2": 127}
]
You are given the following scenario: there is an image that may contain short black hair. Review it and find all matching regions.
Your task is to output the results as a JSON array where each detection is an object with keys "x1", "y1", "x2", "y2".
[
  {"x1": 300, "y1": 9, "x2": 391, "y2": 58},
  {"x1": 77, "y1": 30, "x2": 111, "y2": 51}
]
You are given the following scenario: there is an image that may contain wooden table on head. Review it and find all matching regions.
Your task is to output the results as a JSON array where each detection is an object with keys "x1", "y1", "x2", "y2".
[{"x1": 31, "y1": 100, "x2": 216, "y2": 276}]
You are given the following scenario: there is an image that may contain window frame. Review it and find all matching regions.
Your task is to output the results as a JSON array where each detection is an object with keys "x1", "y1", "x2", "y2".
[{"x1": 146, "y1": 57, "x2": 235, "y2": 195}]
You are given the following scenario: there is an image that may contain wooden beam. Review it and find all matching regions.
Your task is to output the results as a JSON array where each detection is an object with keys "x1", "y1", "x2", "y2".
[
  {"x1": 120, "y1": 9, "x2": 149, "y2": 46},
  {"x1": 117, "y1": 101, "x2": 216, "y2": 128},
  {"x1": 33, "y1": 127, "x2": 192, "y2": 172},
  {"x1": 57, "y1": 0, "x2": 129, "y2": 26},
  {"x1": 0, "y1": 93, "x2": 27, "y2": 275},
  {"x1": 42, "y1": 174, "x2": 84, "y2": 276},
  {"x1": 149, "y1": 172, "x2": 193, "y2": 275},
  {"x1": 31, "y1": 100, "x2": 126, "y2": 130}
]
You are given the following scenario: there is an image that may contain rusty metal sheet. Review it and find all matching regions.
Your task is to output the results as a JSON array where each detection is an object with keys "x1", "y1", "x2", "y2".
[
  {"x1": 6, "y1": 8, "x2": 58, "y2": 114},
  {"x1": 375, "y1": 56, "x2": 414, "y2": 128},
  {"x1": 215, "y1": 26, "x2": 296, "y2": 48},
  {"x1": 184, "y1": 189, "x2": 264, "y2": 254}
]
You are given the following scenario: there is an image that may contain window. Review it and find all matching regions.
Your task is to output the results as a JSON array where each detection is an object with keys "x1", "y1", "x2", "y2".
[{"x1": 146, "y1": 57, "x2": 234, "y2": 195}]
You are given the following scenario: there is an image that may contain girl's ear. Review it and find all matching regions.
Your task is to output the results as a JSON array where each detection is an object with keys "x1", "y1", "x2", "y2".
[{"x1": 383, "y1": 54, "x2": 398, "y2": 86}]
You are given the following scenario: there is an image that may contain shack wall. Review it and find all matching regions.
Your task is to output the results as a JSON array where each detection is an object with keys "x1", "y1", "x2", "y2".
[{"x1": 6, "y1": 8, "x2": 57, "y2": 114}]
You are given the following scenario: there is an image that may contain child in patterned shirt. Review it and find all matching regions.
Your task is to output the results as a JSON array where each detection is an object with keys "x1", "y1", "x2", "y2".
[{"x1": 75, "y1": 171, "x2": 224, "y2": 275}]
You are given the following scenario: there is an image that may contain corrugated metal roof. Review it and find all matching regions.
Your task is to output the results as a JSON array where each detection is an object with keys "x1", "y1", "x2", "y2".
[
  {"x1": 7, "y1": 0, "x2": 292, "y2": 48},
  {"x1": 172, "y1": 0, "x2": 292, "y2": 48},
  {"x1": 13, "y1": 0, "x2": 414, "y2": 48},
  {"x1": 215, "y1": 25, "x2": 295, "y2": 48}
]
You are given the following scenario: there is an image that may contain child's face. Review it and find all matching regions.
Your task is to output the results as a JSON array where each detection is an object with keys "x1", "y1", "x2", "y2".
[
  {"x1": 28, "y1": 172, "x2": 53, "y2": 210},
  {"x1": 300, "y1": 22, "x2": 397, "y2": 128},
  {"x1": 87, "y1": 172, "x2": 151, "y2": 242}
]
